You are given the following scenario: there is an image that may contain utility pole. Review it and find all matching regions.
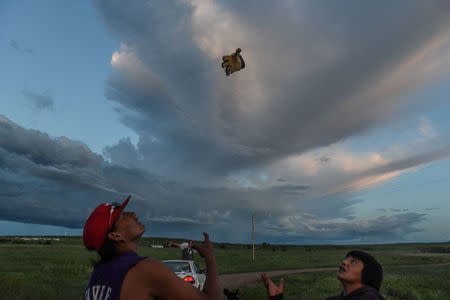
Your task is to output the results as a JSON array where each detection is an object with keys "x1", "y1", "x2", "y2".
[{"x1": 252, "y1": 215, "x2": 255, "y2": 261}]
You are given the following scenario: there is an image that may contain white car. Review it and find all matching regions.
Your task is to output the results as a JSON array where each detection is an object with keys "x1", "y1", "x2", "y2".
[{"x1": 162, "y1": 260, "x2": 206, "y2": 290}]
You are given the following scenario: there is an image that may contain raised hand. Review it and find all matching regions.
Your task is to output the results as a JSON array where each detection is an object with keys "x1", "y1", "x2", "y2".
[
  {"x1": 261, "y1": 273, "x2": 284, "y2": 297},
  {"x1": 192, "y1": 232, "x2": 215, "y2": 260}
]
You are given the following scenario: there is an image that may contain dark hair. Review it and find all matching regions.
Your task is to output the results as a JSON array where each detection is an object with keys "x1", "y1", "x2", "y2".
[
  {"x1": 93, "y1": 221, "x2": 120, "y2": 266},
  {"x1": 346, "y1": 250, "x2": 383, "y2": 291}
]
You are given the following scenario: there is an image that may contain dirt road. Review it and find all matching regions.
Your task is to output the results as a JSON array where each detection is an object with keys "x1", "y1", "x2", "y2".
[{"x1": 219, "y1": 267, "x2": 336, "y2": 289}]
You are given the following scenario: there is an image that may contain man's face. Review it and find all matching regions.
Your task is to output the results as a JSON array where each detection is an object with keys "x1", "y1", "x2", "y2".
[
  {"x1": 188, "y1": 240, "x2": 193, "y2": 247},
  {"x1": 113, "y1": 211, "x2": 146, "y2": 242},
  {"x1": 337, "y1": 256, "x2": 364, "y2": 284}
]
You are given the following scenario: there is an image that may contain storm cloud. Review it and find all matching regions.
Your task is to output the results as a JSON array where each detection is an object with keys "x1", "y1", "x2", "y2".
[
  {"x1": 2, "y1": 0, "x2": 450, "y2": 243},
  {"x1": 0, "y1": 115, "x2": 444, "y2": 242},
  {"x1": 94, "y1": 0, "x2": 450, "y2": 180}
]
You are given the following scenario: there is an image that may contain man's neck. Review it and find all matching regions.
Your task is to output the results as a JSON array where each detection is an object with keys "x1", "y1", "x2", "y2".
[
  {"x1": 342, "y1": 282, "x2": 365, "y2": 296},
  {"x1": 117, "y1": 241, "x2": 139, "y2": 254}
]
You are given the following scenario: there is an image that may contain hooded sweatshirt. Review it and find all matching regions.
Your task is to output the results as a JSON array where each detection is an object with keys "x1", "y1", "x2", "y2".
[{"x1": 325, "y1": 286, "x2": 386, "y2": 300}]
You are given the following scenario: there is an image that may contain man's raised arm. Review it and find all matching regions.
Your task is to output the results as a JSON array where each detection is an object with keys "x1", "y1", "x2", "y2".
[
  {"x1": 142, "y1": 233, "x2": 220, "y2": 300},
  {"x1": 168, "y1": 241, "x2": 182, "y2": 247}
]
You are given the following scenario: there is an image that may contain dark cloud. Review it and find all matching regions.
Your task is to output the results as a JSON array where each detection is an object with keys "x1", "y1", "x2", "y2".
[
  {"x1": 103, "y1": 137, "x2": 142, "y2": 168},
  {"x1": 0, "y1": 116, "x2": 435, "y2": 242},
  {"x1": 3, "y1": 0, "x2": 450, "y2": 243},
  {"x1": 256, "y1": 212, "x2": 427, "y2": 244},
  {"x1": 0, "y1": 116, "x2": 297, "y2": 233},
  {"x1": 22, "y1": 89, "x2": 54, "y2": 110},
  {"x1": 0, "y1": 116, "x2": 101, "y2": 168}
]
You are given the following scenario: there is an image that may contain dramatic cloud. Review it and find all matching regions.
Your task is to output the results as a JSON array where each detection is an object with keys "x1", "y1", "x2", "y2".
[
  {"x1": 94, "y1": 0, "x2": 450, "y2": 242},
  {"x1": 2, "y1": 0, "x2": 450, "y2": 242},
  {"x1": 0, "y1": 115, "x2": 445, "y2": 242},
  {"x1": 94, "y1": 0, "x2": 450, "y2": 181},
  {"x1": 22, "y1": 89, "x2": 54, "y2": 110},
  {"x1": 259, "y1": 212, "x2": 427, "y2": 244}
]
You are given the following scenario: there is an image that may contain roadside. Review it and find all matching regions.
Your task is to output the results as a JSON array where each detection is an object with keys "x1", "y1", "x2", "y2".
[{"x1": 219, "y1": 262, "x2": 450, "y2": 289}]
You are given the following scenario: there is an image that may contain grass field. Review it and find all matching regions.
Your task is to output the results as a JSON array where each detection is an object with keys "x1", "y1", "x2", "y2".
[
  {"x1": 240, "y1": 265, "x2": 450, "y2": 299},
  {"x1": 0, "y1": 237, "x2": 449, "y2": 299}
]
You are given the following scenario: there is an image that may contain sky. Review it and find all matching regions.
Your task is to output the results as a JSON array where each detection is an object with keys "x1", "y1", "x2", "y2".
[{"x1": 1, "y1": 0, "x2": 450, "y2": 244}]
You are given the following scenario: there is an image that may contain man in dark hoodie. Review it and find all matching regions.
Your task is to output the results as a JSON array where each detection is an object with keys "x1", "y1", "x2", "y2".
[{"x1": 261, "y1": 250, "x2": 385, "y2": 299}]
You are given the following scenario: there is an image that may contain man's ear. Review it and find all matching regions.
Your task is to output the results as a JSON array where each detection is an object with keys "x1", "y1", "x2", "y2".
[{"x1": 108, "y1": 231, "x2": 123, "y2": 242}]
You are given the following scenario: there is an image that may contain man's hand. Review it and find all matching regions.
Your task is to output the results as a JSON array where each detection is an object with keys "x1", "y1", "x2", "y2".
[
  {"x1": 261, "y1": 273, "x2": 283, "y2": 297},
  {"x1": 192, "y1": 232, "x2": 214, "y2": 260}
]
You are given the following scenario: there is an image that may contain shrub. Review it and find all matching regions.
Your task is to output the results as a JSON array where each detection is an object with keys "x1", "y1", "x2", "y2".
[{"x1": 12, "y1": 239, "x2": 28, "y2": 244}]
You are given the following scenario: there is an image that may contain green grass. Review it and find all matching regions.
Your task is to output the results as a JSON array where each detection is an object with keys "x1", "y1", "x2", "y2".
[
  {"x1": 212, "y1": 242, "x2": 450, "y2": 274},
  {"x1": 240, "y1": 265, "x2": 450, "y2": 299},
  {"x1": 0, "y1": 243, "x2": 95, "y2": 299},
  {"x1": 0, "y1": 238, "x2": 449, "y2": 299}
]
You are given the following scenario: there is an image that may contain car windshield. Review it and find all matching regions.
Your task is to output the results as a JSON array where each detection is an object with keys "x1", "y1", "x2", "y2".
[{"x1": 164, "y1": 262, "x2": 192, "y2": 273}]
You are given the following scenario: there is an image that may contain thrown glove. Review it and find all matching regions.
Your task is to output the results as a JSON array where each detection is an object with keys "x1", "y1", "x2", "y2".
[{"x1": 221, "y1": 48, "x2": 245, "y2": 76}]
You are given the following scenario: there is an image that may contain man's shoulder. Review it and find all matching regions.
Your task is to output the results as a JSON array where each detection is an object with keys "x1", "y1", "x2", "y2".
[
  {"x1": 135, "y1": 257, "x2": 165, "y2": 268},
  {"x1": 356, "y1": 286, "x2": 385, "y2": 300},
  {"x1": 344, "y1": 286, "x2": 386, "y2": 300},
  {"x1": 125, "y1": 258, "x2": 177, "y2": 291},
  {"x1": 130, "y1": 258, "x2": 170, "y2": 276},
  {"x1": 121, "y1": 258, "x2": 170, "y2": 299},
  {"x1": 182, "y1": 246, "x2": 192, "y2": 252}
]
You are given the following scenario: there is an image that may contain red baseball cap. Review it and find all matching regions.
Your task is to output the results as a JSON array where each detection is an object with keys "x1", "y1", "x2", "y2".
[{"x1": 83, "y1": 195, "x2": 131, "y2": 251}]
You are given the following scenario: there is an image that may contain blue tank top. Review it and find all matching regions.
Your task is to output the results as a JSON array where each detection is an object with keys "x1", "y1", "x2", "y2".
[{"x1": 85, "y1": 251, "x2": 146, "y2": 300}]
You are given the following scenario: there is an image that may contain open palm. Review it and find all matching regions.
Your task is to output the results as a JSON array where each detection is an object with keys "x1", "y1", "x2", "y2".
[{"x1": 261, "y1": 273, "x2": 284, "y2": 297}]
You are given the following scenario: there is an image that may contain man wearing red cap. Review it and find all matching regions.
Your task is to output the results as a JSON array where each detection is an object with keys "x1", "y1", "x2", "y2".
[{"x1": 83, "y1": 195, "x2": 220, "y2": 300}]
